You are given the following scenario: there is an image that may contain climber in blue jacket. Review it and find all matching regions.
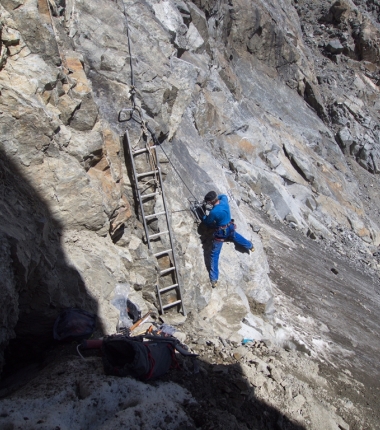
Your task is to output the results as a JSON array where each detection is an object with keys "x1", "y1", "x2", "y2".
[{"x1": 202, "y1": 191, "x2": 254, "y2": 288}]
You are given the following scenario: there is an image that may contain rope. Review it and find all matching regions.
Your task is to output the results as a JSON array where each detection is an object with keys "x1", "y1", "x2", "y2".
[
  {"x1": 77, "y1": 344, "x2": 85, "y2": 360},
  {"x1": 146, "y1": 140, "x2": 159, "y2": 189}
]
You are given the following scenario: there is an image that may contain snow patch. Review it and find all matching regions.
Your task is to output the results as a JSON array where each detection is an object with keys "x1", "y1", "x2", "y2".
[{"x1": 0, "y1": 358, "x2": 195, "y2": 430}]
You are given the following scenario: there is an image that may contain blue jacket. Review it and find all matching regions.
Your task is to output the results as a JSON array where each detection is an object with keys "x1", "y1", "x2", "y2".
[{"x1": 203, "y1": 194, "x2": 231, "y2": 227}]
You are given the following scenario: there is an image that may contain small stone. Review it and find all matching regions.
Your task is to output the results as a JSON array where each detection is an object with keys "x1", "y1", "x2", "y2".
[
  {"x1": 326, "y1": 39, "x2": 344, "y2": 54},
  {"x1": 336, "y1": 416, "x2": 350, "y2": 430},
  {"x1": 235, "y1": 346, "x2": 249, "y2": 356},
  {"x1": 245, "y1": 351, "x2": 257, "y2": 363},
  {"x1": 219, "y1": 351, "x2": 229, "y2": 360},
  {"x1": 262, "y1": 339, "x2": 272, "y2": 348},
  {"x1": 285, "y1": 385, "x2": 293, "y2": 399},
  {"x1": 77, "y1": 380, "x2": 92, "y2": 399},
  {"x1": 221, "y1": 385, "x2": 232, "y2": 394},
  {"x1": 285, "y1": 214, "x2": 298, "y2": 224},
  {"x1": 293, "y1": 394, "x2": 306, "y2": 408},
  {"x1": 269, "y1": 365, "x2": 282, "y2": 384},
  {"x1": 343, "y1": 399, "x2": 353, "y2": 409},
  {"x1": 256, "y1": 359, "x2": 270, "y2": 375},
  {"x1": 253, "y1": 373, "x2": 267, "y2": 388},
  {"x1": 174, "y1": 331, "x2": 186, "y2": 343},
  {"x1": 262, "y1": 379, "x2": 275, "y2": 394},
  {"x1": 234, "y1": 379, "x2": 250, "y2": 391},
  {"x1": 213, "y1": 364, "x2": 228, "y2": 374},
  {"x1": 219, "y1": 337, "x2": 228, "y2": 348},
  {"x1": 307, "y1": 229, "x2": 317, "y2": 240},
  {"x1": 233, "y1": 352, "x2": 243, "y2": 360}
]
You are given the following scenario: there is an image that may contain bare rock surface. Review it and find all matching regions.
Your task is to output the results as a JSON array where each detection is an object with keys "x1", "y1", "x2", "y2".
[{"x1": 1, "y1": 0, "x2": 380, "y2": 428}]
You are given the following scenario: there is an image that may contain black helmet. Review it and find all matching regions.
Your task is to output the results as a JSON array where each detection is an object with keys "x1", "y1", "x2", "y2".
[{"x1": 204, "y1": 191, "x2": 218, "y2": 203}]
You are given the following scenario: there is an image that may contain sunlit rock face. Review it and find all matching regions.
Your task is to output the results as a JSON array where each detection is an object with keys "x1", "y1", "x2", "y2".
[{"x1": 1, "y1": 0, "x2": 380, "y2": 379}]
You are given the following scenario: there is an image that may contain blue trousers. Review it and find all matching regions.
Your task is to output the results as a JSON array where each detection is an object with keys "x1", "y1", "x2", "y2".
[{"x1": 209, "y1": 224, "x2": 252, "y2": 283}]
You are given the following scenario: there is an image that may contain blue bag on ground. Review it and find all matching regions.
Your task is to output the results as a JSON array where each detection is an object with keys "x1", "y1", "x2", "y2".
[{"x1": 53, "y1": 308, "x2": 96, "y2": 341}]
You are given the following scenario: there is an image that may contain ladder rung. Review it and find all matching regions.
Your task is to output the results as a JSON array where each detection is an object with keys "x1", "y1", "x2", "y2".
[
  {"x1": 162, "y1": 300, "x2": 182, "y2": 310},
  {"x1": 145, "y1": 211, "x2": 166, "y2": 220},
  {"x1": 140, "y1": 192, "x2": 159, "y2": 199},
  {"x1": 136, "y1": 170, "x2": 159, "y2": 178},
  {"x1": 159, "y1": 283, "x2": 179, "y2": 294},
  {"x1": 133, "y1": 146, "x2": 157, "y2": 155},
  {"x1": 160, "y1": 266, "x2": 175, "y2": 276},
  {"x1": 154, "y1": 248, "x2": 173, "y2": 257},
  {"x1": 149, "y1": 230, "x2": 169, "y2": 239}
]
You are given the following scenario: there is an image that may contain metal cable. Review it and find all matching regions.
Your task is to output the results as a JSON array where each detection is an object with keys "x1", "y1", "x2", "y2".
[
  {"x1": 120, "y1": 3, "x2": 199, "y2": 204},
  {"x1": 122, "y1": 0, "x2": 136, "y2": 107},
  {"x1": 156, "y1": 144, "x2": 198, "y2": 201},
  {"x1": 45, "y1": 0, "x2": 66, "y2": 68}
]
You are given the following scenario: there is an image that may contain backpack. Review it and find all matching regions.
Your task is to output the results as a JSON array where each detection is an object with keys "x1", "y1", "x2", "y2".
[
  {"x1": 102, "y1": 335, "x2": 179, "y2": 381},
  {"x1": 53, "y1": 308, "x2": 96, "y2": 342}
]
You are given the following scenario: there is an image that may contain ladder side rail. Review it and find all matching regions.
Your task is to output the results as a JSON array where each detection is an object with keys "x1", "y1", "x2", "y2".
[
  {"x1": 155, "y1": 163, "x2": 178, "y2": 270},
  {"x1": 156, "y1": 284, "x2": 164, "y2": 314},
  {"x1": 154, "y1": 147, "x2": 186, "y2": 315},
  {"x1": 125, "y1": 130, "x2": 152, "y2": 250}
]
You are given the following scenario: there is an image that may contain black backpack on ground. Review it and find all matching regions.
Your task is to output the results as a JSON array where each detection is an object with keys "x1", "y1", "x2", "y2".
[{"x1": 102, "y1": 335, "x2": 179, "y2": 381}]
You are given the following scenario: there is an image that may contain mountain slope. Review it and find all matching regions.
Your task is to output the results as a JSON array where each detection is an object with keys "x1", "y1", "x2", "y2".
[{"x1": 1, "y1": 0, "x2": 380, "y2": 428}]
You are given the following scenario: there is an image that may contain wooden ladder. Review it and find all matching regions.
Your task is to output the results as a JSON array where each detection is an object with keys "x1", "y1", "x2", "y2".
[{"x1": 125, "y1": 129, "x2": 185, "y2": 315}]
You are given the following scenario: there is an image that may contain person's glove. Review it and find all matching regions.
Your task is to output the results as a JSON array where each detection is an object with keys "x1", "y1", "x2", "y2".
[{"x1": 204, "y1": 202, "x2": 213, "y2": 212}]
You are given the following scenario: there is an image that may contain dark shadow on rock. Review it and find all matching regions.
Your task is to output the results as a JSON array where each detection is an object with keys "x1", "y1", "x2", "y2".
[
  {"x1": 233, "y1": 241, "x2": 251, "y2": 254},
  {"x1": 197, "y1": 222, "x2": 214, "y2": 273},
  {"x1": 121, "y1": 130, "x2": 140, "y2": 219},
  {"x1": 160, "y1": 350, "x2": 306, "y2": 430},
  {"x1": 0, "y1": 149, "x2": 103, "y2": 392}
]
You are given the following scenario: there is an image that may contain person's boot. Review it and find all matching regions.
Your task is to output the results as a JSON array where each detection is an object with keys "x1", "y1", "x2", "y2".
[{"x1": 211, "y1": 280, "x2": 218, "y2": 288}]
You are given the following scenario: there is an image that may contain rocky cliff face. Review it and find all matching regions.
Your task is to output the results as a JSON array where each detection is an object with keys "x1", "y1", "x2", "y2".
[{"x1": 1, "y1": 0, "x2": 380, "y2": 428}]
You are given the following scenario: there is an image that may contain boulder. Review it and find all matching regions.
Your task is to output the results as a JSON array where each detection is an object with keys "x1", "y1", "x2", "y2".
[
  {"x1": 326, "y1": 39, "x2": 344, "y2": 55},
  {"x1": 187, "y1": 1, "x2": 209, "y2": 44},
  {"x1": 336, "y1": 126, "x2": 353, "y2": 154},
  {"x1": 70, "y1": 93, "x2": 99, "y2": 131},
  {"x1": 327, "y1": 0, "x2": 353, "y2": 24},
  {"x1": 65, "y1": 128, "x2": 103, "y2": 165}
]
